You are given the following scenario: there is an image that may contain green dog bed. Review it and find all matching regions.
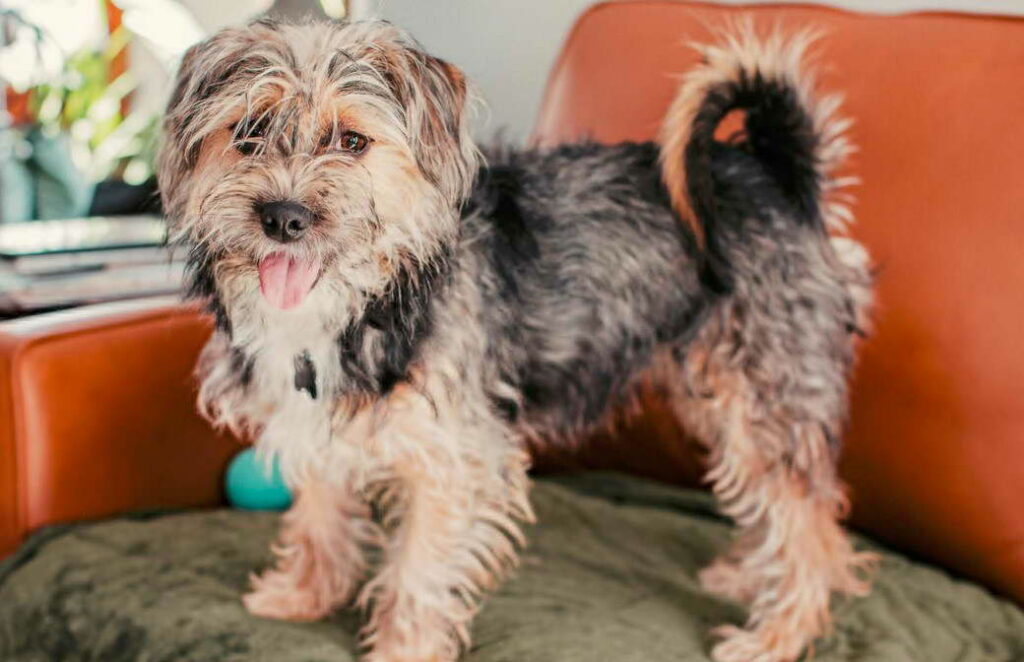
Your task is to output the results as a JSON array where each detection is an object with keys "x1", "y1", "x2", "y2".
[{"x1": 1, "y1": 473, "x2": 1022, "y2": 661}]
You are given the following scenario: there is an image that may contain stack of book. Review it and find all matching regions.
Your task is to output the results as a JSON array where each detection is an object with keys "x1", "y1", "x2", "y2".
[{"x1": 0, "y1": 215, "x2": 184, "y2": 316}]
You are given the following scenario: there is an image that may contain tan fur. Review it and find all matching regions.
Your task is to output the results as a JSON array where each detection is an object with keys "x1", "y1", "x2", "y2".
[
  {"x1": 243, "y1": 304, "x2": 534, "y2": 661},
  {"x1": 245, "y1": 476, "x2": 382, "y2": 620},
  {"x1": 659, "y1": 21, "x2": 856, "y2": 243},
  {"x1": 158, "y1": 17, "x2": 874, "y2": 662},
  {"x1": 674, "y1": 305, "x2": 876, "y2": 662}
]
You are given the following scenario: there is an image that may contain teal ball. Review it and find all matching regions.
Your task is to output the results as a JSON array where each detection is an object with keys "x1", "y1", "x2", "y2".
[{"x1": 225, "y1": 448, "x2": 293, "y2": 511}]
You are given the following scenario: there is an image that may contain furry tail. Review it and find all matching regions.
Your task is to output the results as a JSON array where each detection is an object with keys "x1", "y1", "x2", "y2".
[{"x1": 659, "y1": 25, "x2": 854, "y2": 257}]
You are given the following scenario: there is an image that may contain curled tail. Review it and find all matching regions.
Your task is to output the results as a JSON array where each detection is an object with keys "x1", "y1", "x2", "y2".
[{"x1": 659, "y1": 25, "x2": 854, "y2": 287}]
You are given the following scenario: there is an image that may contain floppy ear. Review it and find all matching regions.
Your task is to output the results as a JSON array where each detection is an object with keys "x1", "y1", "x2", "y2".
[
  {"x1": 157, "y1": 22, "x2": 279, "y2": 218},
  {"x1": 374, "y1": 47, "x2": 478, "y2": 207},
  {"x1": 158, "y1": 30, "x2": 241, "y2": 218}
]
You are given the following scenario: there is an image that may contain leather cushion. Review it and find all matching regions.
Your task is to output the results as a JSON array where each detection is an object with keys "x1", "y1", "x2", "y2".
[{"x1": 0, "y1": 300, "x2": 237, "y2": 557}]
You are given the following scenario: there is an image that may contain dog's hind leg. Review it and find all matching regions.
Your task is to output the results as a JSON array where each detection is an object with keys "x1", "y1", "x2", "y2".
[
  {"x1": 672, "y1": 234, "x2": 876, "y2": 662},
  {"x1": 689, "y1": 389, "x2": 874, "y2": 662},
  {"x1": 244, "y1": 474, "x2": 378, "y2": 621}
]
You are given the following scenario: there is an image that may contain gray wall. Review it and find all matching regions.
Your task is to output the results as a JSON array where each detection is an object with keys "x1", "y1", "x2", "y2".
[{"x1": 351, "y1": 0, "x2": 1024, "y2": 143}]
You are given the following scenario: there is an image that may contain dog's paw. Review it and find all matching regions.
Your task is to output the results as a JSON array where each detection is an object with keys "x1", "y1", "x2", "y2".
[
  {"x1": 699, "y1": 559, "x2": 759, "y2": 604},
  {"x1": 242, "y1": 570, "x2": 339, "y2": 622},
  {"x1": 359, "y1": 617, "x2": 460, "y2": 662},
  {"x1": 361, "y1": 653, "x2": 448, "y2": 662},
  {"x1": 710, "y1": 624, "x2": 803, "y2": 662},
  {"x1": 833, "y1": 550, "x2": 880, "y2": 597},
  {"x1": 361, "y1": 638, "x2": 454, "y2": 662}
]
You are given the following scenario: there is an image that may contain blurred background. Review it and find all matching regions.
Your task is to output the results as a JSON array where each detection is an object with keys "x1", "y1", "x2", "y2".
[{"x1": 0, "y1": 0, "x2": 1020, "y2": 315}]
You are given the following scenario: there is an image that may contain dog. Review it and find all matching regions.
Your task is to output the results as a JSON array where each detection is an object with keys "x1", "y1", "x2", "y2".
[{"x1": 157, "y1": 17, "x2": 876, "y2": 662}]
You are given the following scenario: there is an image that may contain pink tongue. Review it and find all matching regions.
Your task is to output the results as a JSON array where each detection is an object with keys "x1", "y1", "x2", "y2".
[{"x1": 258, "y1": 252, "x2": 320, "y2": 310}]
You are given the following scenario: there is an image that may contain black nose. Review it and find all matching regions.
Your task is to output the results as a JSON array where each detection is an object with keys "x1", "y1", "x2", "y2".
[{"x1": 258, "y1": 201, "x2": 313, "y2": 243}]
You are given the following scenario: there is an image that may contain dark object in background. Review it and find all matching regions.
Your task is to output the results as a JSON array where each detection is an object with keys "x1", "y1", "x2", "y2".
[
  {"x1": 0, "y1": 215, "x2": 181, "y2": 316},
  {"x1": 88, "y1": 178, "x2": 162, "y2": 216}
]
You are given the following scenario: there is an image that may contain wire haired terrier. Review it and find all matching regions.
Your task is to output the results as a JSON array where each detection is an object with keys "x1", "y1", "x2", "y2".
[{"x1": 157, "y1": 16, "x2": 876, "y2": 662}]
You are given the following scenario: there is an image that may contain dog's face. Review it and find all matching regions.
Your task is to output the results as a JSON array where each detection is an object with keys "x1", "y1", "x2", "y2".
[{"x1": 158, "y1": 19, "x2": 476, "y2": 314}]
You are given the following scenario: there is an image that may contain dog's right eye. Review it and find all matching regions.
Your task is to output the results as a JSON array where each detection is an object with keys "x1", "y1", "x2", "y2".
[
  {"x1": 236, "y1": 140, "x2": 259, "y2": 156},
  {"x1": 233, "y1": 120, "x2": 267, "y2": 156}
]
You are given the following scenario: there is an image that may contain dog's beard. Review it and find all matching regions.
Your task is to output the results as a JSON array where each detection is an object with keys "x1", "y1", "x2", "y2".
[
  {"x1": 179, "y1": 157, "x2": 456, "y2": 328},
  {"x1": 178, "y1": 155, "x2": 362, "y2": 314}
]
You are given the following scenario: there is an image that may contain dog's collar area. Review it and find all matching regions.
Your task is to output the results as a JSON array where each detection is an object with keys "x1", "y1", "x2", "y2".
[{"x1": 293, "y1": 351, "x2": 318, "y2": 399}]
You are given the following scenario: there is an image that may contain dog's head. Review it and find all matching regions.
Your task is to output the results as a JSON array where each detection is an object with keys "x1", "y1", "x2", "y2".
[{"x1": 157, "y1": 19, "x2": 476, "y2": 315}]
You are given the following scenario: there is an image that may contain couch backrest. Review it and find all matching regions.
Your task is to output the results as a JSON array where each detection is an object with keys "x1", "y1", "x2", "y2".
[{"x1": 531, "y1": 0, "x2": 1024, "y2": 603}]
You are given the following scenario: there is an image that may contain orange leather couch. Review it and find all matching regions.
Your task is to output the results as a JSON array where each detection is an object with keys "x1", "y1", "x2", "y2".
[{"x1": 1, "y1": 1, "x2": 1021, "y2": 608}]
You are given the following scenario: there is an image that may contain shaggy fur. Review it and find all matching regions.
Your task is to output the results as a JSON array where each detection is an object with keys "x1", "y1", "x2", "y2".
[{"x1": 158, "y1": 17, "x2": 875, "y2": 662}]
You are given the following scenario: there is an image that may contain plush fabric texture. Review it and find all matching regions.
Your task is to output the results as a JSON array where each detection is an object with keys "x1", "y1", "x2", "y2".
[{"x1": 1, "y1": 473, "x2": 1022, "y2": 661}]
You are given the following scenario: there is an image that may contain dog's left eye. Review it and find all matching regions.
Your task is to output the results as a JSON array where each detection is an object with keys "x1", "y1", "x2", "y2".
[{"x1": 335, "y1": 130, "x2": 370, "y2": 154}]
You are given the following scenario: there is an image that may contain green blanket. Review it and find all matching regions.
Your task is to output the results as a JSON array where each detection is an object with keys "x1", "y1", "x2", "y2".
[{"x1": 1, "y1": 473, "x2": 1022, "y2": 661}]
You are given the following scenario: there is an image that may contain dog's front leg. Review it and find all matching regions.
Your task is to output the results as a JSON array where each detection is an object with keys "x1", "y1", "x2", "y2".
[
  {"x1": 244, "y1": 473, "x2": 379, "y2": 621},
  {"x1": 360, "y1": 460, "x2": 475, "y2": 662},
  {"x1": 357, "y1": 385, "x2": 532, "y2": 662}
]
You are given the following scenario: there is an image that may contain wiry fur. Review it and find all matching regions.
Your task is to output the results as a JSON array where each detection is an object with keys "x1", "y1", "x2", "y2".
[{"x1": 158, "y1": 17, "x2": 874, "y2": 662}]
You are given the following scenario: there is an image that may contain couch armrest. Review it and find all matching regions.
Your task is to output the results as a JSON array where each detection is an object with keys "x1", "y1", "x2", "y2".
[{"x1": 0, "y1": 297, "x2": 239, "y2": 558}]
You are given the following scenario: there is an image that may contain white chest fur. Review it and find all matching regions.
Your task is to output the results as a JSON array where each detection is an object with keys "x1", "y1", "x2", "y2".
[{"x1": 226, "y1": 287, "x2": 350, "y2": 483}]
